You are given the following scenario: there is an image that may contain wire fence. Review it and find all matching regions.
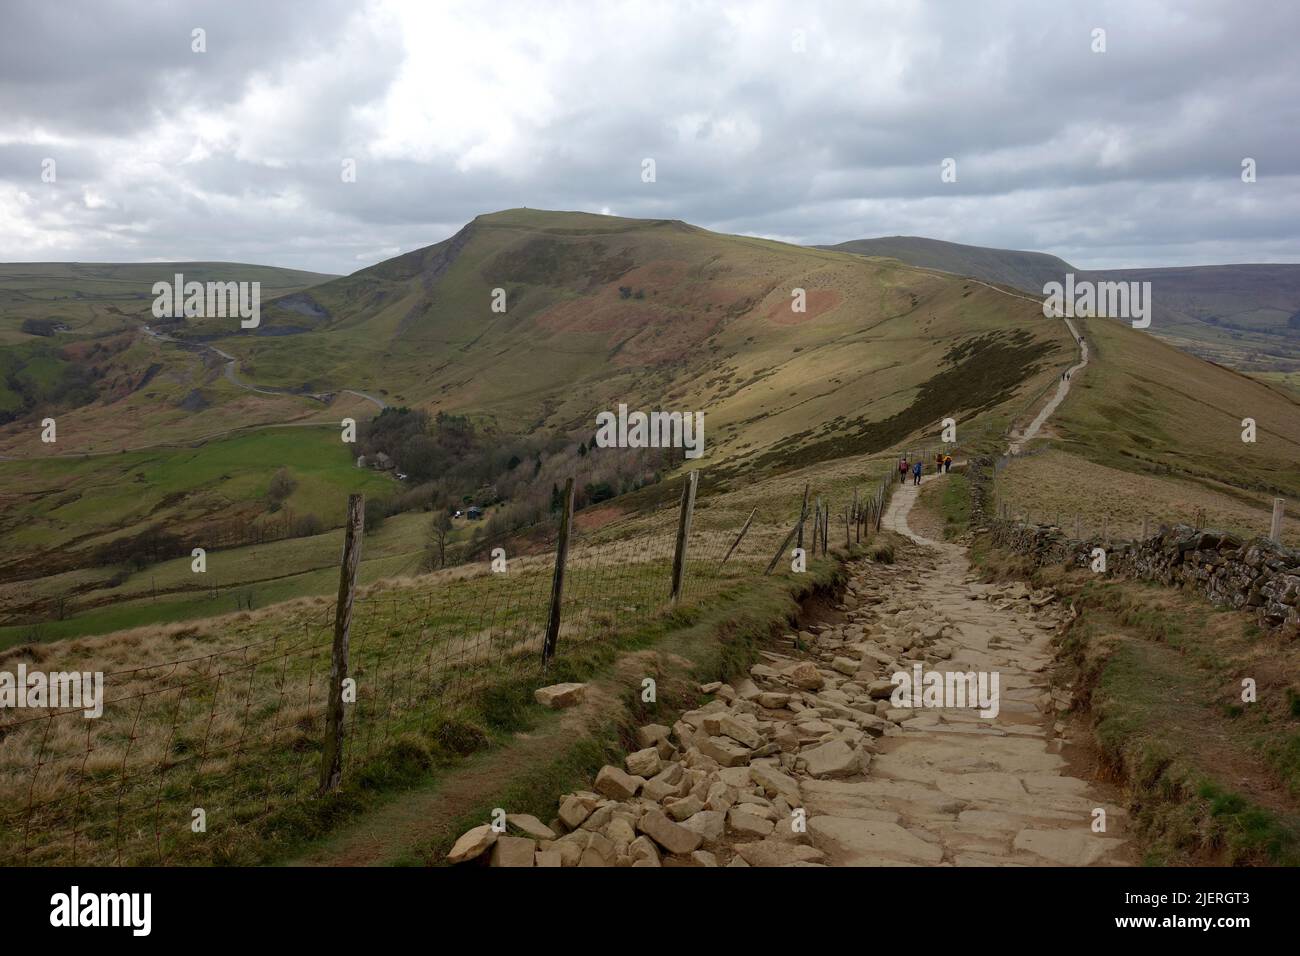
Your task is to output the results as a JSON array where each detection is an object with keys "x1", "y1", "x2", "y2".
[{"x1": 0, "y1": 467, "x2": 891, "y2": 866}]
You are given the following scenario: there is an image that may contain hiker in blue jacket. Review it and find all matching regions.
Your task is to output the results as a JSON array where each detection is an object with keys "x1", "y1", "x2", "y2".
[{"x1": 912, "y1": 460, "x2": 923, "y2": 485}]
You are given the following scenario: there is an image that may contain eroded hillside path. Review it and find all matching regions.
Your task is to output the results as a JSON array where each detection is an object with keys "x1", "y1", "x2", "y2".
[
  {"x1": 464, "y1": 473, "x2": 1133, "y2": 867},
  {"x1": 1010, "y1": 316, "x2": 1088, "y2": 453},
  {"x1": 824, "y1": 472, "x2": 1131, "y2": 865}
]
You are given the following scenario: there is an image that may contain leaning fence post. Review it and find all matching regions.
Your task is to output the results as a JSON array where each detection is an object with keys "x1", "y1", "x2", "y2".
[
  {"x1": 722, "y1": 507, "x2": 757, "y2": 564},
  {"x1": 1271, "y1": 498, "x2": 1285, "y2": 544},
  {"x1": 320, "y1": 492, "x2": 364, "y2": 794},
  {"x1": 542, "y1": 477, "x2": 575, "y2": 666},
  {"x1": 765, "y1": 519, "x2": 801, "y2": 575},
  {"x1": 670, "y1": 470, "x2": 698, "y2": 602}
]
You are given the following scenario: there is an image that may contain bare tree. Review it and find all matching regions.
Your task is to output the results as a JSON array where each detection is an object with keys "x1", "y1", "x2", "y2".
[{"x1": 429, "y1": 512, "x2": 453, "y2": 569}]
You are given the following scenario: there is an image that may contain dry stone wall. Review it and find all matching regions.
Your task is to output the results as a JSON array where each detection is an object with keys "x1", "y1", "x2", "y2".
[{"x1": 968, "y1": 455, "x2": 1300, "y2": 638}]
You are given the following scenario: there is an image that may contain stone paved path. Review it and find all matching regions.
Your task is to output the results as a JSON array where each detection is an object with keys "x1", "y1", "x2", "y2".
[
  {"x1": 790, "y1": 472, "x2": 1131, "y2": 865},
  {"x1": 454, "y1": 474, "x2": 1133, "y2": 866}
]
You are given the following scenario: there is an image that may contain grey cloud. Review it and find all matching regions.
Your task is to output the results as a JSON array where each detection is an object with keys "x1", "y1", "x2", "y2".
[{"x1": 0, "y1": 0, "x2": 1297, "y2": 274}]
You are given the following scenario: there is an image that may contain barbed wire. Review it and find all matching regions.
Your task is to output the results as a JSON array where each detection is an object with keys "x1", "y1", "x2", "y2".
[{"x1": 0, "y1": 470, "x2": 890, "y2": 866}]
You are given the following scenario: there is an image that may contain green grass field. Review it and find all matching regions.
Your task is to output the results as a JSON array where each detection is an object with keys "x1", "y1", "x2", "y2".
[{"x1": 0, "y1": 425, "x2": 396, "y2": 590}]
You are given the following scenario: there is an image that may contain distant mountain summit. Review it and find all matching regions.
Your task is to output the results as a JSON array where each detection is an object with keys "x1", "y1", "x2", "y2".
[
  {"x1": 819, "y1": 236, "x2": 1072, "y2": 294},
  {"x1": 819, "y1": 236, "x2": 1300, "y2": 372}
]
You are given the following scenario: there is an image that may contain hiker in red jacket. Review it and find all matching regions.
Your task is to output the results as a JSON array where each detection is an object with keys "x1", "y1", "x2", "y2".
[{"x1": 898, "y1": 457, "x2": 909, "y2": 484}]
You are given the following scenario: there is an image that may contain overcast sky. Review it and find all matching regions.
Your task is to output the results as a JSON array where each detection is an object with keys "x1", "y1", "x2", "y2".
[{"x1": 2, "y1": 0, "x2": 1297, "y2": 275}]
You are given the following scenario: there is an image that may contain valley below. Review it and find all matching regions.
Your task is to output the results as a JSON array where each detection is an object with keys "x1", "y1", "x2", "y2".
[{"x1": 1, "y1": 209, "x2": 1298, "y2": 869}]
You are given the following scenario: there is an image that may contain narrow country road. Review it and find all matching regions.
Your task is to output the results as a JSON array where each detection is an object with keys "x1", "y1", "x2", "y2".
[
  {"x1": 147, "y1": 325, "x2": 387, "y2": 411},
  {"x1": 0, "y1": 329, "x2": 388, "y2": 461}
]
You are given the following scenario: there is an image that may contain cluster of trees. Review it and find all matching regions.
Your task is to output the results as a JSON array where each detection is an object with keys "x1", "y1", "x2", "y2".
[
  {"x1": 352, "y1": 406, "x2": 683, "y2": 560},
  {"x1": 0, "y1": 343, "x2": 102, "y2": 425},
  {"x1": 20, "y1": 318, "x2": 63, "y2": 337},
  {"x1": 473, "y1": 440, "x2": 675, "y2": 542},
  {"x1": 357, "y1": 407, "x2": 477, "y2": 483},
  {"x1": 89, "y1": 506, "x2": 328, "y2": 574},
  {"x1": 266, "y1": 467, "x2": 297, "y2": 512},
  {"x1": 357, "y1": 407, "x2": 561, "y2": 528}
]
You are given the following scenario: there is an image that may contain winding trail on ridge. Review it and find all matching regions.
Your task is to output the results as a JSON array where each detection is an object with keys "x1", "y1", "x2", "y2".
[
  {"x1": 1010, "y1": 316, "x2": 1087, "y2": 454},
  {"x1": 852, "y1": 469, "x2": 1130, "y2": 865},
  {"x1": 809, "y1": 316, "x2": 1126, "y2": 866}
]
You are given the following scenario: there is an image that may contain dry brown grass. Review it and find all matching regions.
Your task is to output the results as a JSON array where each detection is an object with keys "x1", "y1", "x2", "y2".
[{"x1": 995, "y1": 448, "x2": 1297, "y2": 546}]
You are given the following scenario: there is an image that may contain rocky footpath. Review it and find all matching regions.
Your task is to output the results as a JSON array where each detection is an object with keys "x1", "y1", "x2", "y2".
[{"x1": 447, "y1": 497, "x2": 1130, "y2": 867}]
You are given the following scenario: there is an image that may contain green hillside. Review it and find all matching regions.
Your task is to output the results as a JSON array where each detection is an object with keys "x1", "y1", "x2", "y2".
[
  {"x1": 0, "y1": 261, "x2": 337, "y2": 344},
  {"x1": 198, "y1": 209, "x2": 1074, "y2": 473},
  {"x1": 2, "y1": 209, "x2": 1297, "y2": 643}
]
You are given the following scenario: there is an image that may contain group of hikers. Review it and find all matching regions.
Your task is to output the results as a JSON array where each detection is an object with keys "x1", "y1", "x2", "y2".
[{"x1": 898, "y1": 451, "x2": 953, "y2": 485}]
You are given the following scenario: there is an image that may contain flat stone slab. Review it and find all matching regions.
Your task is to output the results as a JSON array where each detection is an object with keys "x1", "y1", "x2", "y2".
[
  {"x1": 1013, "y1": 828, "x2": 1127, "y2": 866},
  {"x1": 808, "y1": 815, "x2": 945, "y2": 865}
]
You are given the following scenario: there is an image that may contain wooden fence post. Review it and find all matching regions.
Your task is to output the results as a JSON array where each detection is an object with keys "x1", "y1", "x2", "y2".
[
  {"x1": 541, "y1": 477, "x2": 575, "y2": 666},
  {"x1": 822, "y1": 502, "x2": 829, "y2": 554},
  {"x1": 722, "y1": 507, "x2": 757, "y2": 564},
  {"x1": 1271, "y1": 498, "x2": 1285, "y2": 544},
  {"x1": 811, "y1": 498, "x2": 822, "y2": 557},
  {"x1": 796, "y1": 483, "x2": 810, "y2": 551},
  {"x1": 765, "y1": 519, "x2": 800, "y2": 575},
  {"x1": 320, "y1": 492, "x2": 364, "y2": 794},
  {"x1": 670, "y1": 470, "x2": 698, "y2": 602},
  {"x1": 845, "y1": 509, "x2": 851, "y2": 549}
]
